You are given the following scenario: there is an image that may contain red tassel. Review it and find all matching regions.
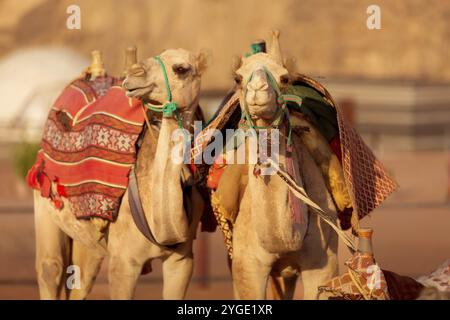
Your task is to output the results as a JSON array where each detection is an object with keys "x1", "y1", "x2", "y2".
[
  {"x1": 189, "y1": 163, "x2": 197, "y2": 175},
  {"x1": 26, "y1": 164, "x2": 40, "y2": 189},
  {"x1": 56, "y1": 183, "x2": 67, "y2": 197},
  {"x1": 53, "y1": 199, "x2": 63, "y2": 210},
  {"x1": 26, "y1": 166, "x2": 37, "y2": 188},
  {"x1": 207, "y1": 155, "x2": 228, "y2": 190},
  {"x1": 52, "y1": 177, "x2": 67, "y2": 197}
]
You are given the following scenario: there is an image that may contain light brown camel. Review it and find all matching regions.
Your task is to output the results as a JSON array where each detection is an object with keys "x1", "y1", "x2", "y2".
[
  {"x1": 220, "y1": 31, "x2": 339, "y2": 299},
  {"x1": 34, "y1": 48, "x2": 210, "y2": 299}
]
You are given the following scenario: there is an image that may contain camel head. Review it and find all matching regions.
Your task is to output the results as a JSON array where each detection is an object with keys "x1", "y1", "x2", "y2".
[
  {"x1": 233, "y1": 31, "x2": 296, "y2": 126},
  {"x1": 123, "y1": 48, "x2": 210, "y2": 112}
]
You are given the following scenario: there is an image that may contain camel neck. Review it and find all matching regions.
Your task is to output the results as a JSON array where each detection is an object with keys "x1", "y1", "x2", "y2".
[
  {"x1": 133, "y1": 98, "x2": 199, "y2": 245},
  {"x1": 247, "y1": 137, "x2": 306, "y2": 253}
]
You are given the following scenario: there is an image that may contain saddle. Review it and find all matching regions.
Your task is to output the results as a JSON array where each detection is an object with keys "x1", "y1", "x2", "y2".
[
  {"x1": 207, "y1": 99, "x2": 353, "y2": 229},
  {"x1": 202, "y1": 73, "x2": 397, "y2": 228},
  {"x1": 199, "y1": 74, "x2": 398, "y2": 257},
  {"x1": 27, "y1": 76, "x2": 145, "y2": 221}
]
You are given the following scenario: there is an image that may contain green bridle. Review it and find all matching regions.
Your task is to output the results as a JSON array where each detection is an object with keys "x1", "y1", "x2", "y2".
[
  {"x1": 240, "y1": 67, "x2": 302, "y2": 146},
  {"x1": 143, "y1": 56, "x2": 183, "y2": 129}
]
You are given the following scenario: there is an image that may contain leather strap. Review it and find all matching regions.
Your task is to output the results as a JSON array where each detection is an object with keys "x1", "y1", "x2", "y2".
[
  {"x1": 128, "y1": 166, "x2": 178, "y2": 248},
  {"x1": 128, "y1": 120, "x2": 194, "y2": 248}
]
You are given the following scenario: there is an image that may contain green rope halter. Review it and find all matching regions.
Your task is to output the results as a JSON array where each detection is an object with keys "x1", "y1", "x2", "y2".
[
  {"x1": 240, "y1": 67, "x2": 302, "y2": 146},
  {"x1": 144, "y1": 56, "x2": 183, "y2": 129},
  {"x1": 142, "y1": 55, "x2": 192, "y2": 147}
]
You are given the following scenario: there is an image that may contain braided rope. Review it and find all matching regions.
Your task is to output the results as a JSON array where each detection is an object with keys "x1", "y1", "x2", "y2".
[{"x1": 211, "y1": 191, "x2": 234, "y2": 258}]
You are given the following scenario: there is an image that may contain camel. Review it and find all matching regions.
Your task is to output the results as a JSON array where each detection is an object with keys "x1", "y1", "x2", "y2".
[
  {"x1": 34, "y1": 48, "x2": 210, "y2": 299},
  {"x1": 219, "y1": 31, "x2": 339, "y2": 299}
]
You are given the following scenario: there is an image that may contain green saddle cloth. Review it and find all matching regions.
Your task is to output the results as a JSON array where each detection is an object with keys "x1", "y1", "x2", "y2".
[{"x1": 284, "y1": 84, "x2": 338, "y2": 142}]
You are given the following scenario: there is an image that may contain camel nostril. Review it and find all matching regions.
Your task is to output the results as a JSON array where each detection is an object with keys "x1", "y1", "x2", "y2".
[
  {"x1": 248, "y1": 81, "x2": 269, "y2": 92},
  {"x1": 248, "y1": 77, "x2": 269, "y2": 92},
  {"x1": 128, "y1": 64, "x2": 146, "y2": 77},
  {"x1": 122, "y1": 81, "x2": 134, "y2": 91}
]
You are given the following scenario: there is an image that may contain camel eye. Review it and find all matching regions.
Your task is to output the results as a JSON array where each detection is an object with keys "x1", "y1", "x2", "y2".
[
  {"x1": 234, "y1": 74, "x2": 243, "y2": 85},
  {"x1": 173, "y1": 64, "x2": 190, "y2": 75},
  {"x1": 280, "y1": 75, "x2": 290, "y2": 85}
]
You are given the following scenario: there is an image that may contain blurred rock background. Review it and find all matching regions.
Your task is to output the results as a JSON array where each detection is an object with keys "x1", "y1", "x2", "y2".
[{"x1": 1, "y1": 0, "x2": 450, "y2": 90}]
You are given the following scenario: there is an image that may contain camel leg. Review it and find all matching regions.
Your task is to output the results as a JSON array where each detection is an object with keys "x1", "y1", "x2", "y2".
[
  {"x1": 34, "y1": 194, "x2": 70, "y2": 299},
  {"x1": 232, "y1": 281, "x2": 241, "y2": 300},
  {"x1": 270, "y1": 275, "x2": 298, "y2": 300},
  {"x1": 162, "y1": 251, "x2": 193, "y2": 299},
  {"x1": 67, "y1": 240, "x2": 105, "y2": 300},
  {"x1": 282, "y1": 275, "x2": 298, "y2": 300},
  {"x1": 298, "y1": 147, "x2": 340, "y2": 299},
  {"x1": 299, "y1": 239, "x2": 338, "y2": 300},
  {"x1": 232, "y1": 255, "x2": 272, "y2": 299},
  {"x1": 299, "y1": 217, "x2": 339, "y2": 300},
  {"x1": 225, "y1": 255, "x2": 241, "y2": 299},
  {"x1": 300, "y1": 265, "x2": 337, "y2": 299},
  {"x1": 108, "y1": 255, "x2": 142, "y2": 300}
]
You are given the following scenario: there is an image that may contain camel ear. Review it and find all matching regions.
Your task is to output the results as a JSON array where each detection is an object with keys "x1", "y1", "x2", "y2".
[
  {"x1": 284, "y1": 56, "x2": 298, "y2": 75},
  {"x1": 196, "y1": 49, "x2": 212, "y2": 75},
  {"x1": 231, "y1": 55, "x2": 242, "y2": 73}
]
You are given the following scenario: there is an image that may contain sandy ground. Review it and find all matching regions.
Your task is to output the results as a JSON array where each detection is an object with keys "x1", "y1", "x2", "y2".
[{"x1": 0, "y1": 150, "x2": 449, "y2": 299}]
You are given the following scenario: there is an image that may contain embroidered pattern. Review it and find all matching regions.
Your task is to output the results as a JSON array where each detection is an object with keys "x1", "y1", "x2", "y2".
[{"x1": 28, "y1": 77, "x2": 145, "y2": 221}]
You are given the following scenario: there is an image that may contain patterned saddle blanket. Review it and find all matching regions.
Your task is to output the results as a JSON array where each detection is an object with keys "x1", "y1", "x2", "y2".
[{"x1": 28, "y1": 76, "x2": 145, "y2": 221}]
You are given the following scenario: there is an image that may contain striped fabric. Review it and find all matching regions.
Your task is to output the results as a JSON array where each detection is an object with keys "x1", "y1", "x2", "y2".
[
  {"x1": 291, "y1": 73, "x2": 398, "y2": 220},
  {"x1": 29, "y1": 77, "x2": 145, "y2": 221}
]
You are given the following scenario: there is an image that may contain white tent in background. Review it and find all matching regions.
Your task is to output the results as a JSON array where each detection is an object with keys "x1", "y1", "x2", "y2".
[{"x1": 0, "y1": 47, "x2": 89, "y2": 142}]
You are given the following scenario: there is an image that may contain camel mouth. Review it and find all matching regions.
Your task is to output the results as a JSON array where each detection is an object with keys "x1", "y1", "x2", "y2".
[
  {"x1": 247, "y1": 102, "x2": 274, "y2": 114},
  {"x1": 249, "y1": 101, "x2": 272, "y2": 107},
  {"x1": 245, "y1": 93, "x2": 274, "y2": 109},
  {"x1": 147, "y1": 99, "x2": 163, "y2": 106},
  {"x1": 247, "y1": 103, "x2": 278, "y2": 121},
  {"x1": 125, "y1": 86, "x2": 151, "y2": 98}
]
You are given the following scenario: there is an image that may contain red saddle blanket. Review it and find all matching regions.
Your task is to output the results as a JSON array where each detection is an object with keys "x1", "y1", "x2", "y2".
[{"x1": 28, "y1": 78, "x2": 145, "y2": 221}]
